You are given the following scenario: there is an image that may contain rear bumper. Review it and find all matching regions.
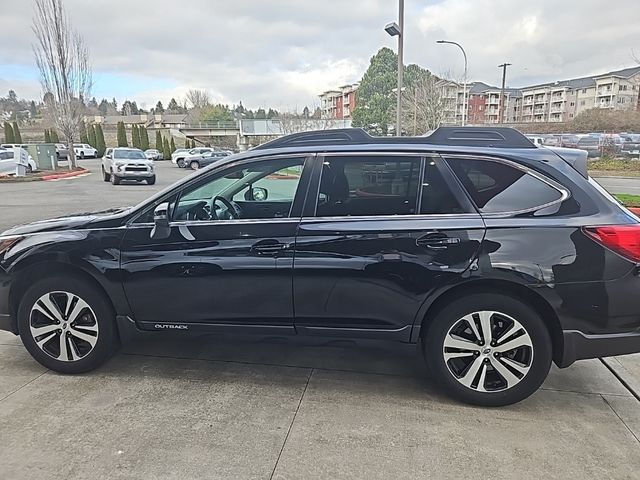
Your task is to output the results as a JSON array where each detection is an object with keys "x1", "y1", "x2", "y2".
[{"x1": 558, "y1": 329, "x2": 640, "y2": 367}]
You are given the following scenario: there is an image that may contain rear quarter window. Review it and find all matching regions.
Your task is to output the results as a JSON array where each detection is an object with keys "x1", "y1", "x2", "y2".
[{"x1": 445, "y1": 157, "x2": 566, "y2": 214}]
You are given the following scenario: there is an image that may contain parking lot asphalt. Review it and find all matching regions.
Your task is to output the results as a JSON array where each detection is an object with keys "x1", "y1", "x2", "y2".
[{"x1": 0, "y1": 159, "x2": 639, "y2": 479}]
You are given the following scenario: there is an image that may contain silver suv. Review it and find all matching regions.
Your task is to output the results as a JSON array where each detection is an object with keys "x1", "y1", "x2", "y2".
[{"x1": 101, "y1": 147, "x2": 155, "y2": 185}]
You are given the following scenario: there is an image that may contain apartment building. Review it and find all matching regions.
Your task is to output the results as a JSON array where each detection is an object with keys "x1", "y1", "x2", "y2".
[
  {"x1": 466, "y1": 82, "x2": 522, "y2": 124},
  {"x1": 319, "y1": 83, "x2": 359, "y2": 119}
]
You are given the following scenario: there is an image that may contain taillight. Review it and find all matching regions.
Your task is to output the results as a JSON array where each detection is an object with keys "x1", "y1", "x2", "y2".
[{"x1": 582, "y1": 225, "x2": 640, "y2": 262}]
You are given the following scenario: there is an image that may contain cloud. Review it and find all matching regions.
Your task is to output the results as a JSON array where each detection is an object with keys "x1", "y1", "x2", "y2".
[{"x1": 0, "y1": 0, "x2": 638, "y2": 108}]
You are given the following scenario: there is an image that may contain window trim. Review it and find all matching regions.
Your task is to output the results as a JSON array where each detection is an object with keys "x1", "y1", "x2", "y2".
[{"x1": 442, "y1": 154, "x2": 571, "y2": 217}]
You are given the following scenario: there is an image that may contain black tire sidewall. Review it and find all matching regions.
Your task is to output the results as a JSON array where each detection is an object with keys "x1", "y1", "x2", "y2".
[
  {"x1": 147, "y1": 176, "x2": 156, "y2": 185},
  {"x1": 424, "y1": 293, "x2": 552, "y2": 407},
  {"x1": 18, "y1": 276, "x2": 117, "y2": 373}
]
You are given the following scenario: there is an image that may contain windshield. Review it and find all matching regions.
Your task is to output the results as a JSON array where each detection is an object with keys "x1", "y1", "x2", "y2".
[{"x1": 114, "y1": 150, "x2": 146, "y2": 159}]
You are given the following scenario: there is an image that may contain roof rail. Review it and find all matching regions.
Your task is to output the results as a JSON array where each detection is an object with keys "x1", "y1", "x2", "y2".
[{"x1": 252, "y1": 126, "x2": 536, "y2": 150}]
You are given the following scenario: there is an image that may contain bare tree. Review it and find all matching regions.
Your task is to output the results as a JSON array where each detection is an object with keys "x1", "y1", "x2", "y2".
[
  {"x1": 396, "y1": 74, "x2": 449, "y2": 135},
  {"x1": 277, "y1": 110, "x2": 340, "y2": 135},
  {"x1": 32, "y1": 0, "x2": 92, "y2": 169},
  {"x1": 186, "y1": 89, "x2": 212, "y2": 110}
]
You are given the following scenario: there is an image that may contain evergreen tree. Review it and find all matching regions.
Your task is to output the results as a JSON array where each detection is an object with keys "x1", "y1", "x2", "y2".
[
  {"x1": 95, "y1": 124, "x2": 106, "y2": 156},
  {"x1": 50, "y1": 129, "x2": 59, "y2": 143},
  {"x1": 167, "y1": 98, "x2": 180, "y2": 112},
  {"x1": 162, "y1": 137, "x2": 171, "y2": 161},
  {"x1": 88, "y1": 124, "x2": 97, "y2": 148},
  {"x1": 44, "y1": 129, "x2": 51, "y2": 143},
  {"x1": 155, "y1": 101, "x2": 164, "y2": 113},
  {"x1": 170, "y1": 137, "x2": 176, "y2": 154},
  {"x1": 155, "y1": 130, "x2": 162, "y2": 150},
  {"x1": 29, "y1": 100, "x2": 37, "y2": 118},
  {"x1": 255, "y1": 108, "x2": 266, "y2": 119},
  {"x1": 98, "y1": 99, "x2": 109, "y2": 115},
  {"x1": 184, "y1": 137, "x2": 190, "y2": 148},
  {"x1": 191, "y1": 139, "x2": 196, "y2": 148},
  {"x1": 140, "y1": 126, "x2": 149, "y2": 150},
  {"x1": 12, "y1": 122, "x2": 22, "y2": 143},
  {"x1": 79, "y1": 121, "x2": 89, "y2": 144},
  {"x1": 131, "y1": 124, "x2": 140, "y2": 149},
  {"x1": 117, "y1": 121, "x2": 128, "y2": 147},
  {"x1": 3, "y1": 122, "x2": 14, "y2": 144}
]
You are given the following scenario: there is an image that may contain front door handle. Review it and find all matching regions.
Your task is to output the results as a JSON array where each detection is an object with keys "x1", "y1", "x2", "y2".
[
  {"x1": 251, "y1": 240, "x2": 289, "y2": 255},
  {"x1": 416, "y1": 233, "x2": 461, "y2": 250}
]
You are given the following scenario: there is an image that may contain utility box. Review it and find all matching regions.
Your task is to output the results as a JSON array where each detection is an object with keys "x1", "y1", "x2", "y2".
[{"x1": 25, "y1": 144, "x2": 57, "y2": 171}]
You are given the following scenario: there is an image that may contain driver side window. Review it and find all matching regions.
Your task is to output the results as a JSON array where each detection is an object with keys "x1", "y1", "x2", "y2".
[{"x1": 172, "y1": 157, "x2": 306, "y2": 222}]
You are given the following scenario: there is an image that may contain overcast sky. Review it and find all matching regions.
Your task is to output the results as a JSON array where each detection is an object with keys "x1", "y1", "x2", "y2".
[{"x1": 1, "y1": 0, "x2": 638, "y2": 111}]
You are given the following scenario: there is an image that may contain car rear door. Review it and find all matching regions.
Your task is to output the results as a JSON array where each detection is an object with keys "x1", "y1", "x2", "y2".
[{"x1": 292, "y1": 152, "x2": 486, "y2": 340}]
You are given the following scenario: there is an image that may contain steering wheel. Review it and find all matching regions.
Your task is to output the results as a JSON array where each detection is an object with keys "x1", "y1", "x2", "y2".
[{"x1": 209, "y1": 195, "x2": 241, "y2": 220}]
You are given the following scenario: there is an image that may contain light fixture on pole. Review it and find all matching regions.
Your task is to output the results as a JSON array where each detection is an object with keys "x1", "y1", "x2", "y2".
[
  {"x1": 436, "y1": 40, "x2": 468, "y2": 126},
  {"x1": 385, "y1": 0, "x2": 404, "y2": 136}
]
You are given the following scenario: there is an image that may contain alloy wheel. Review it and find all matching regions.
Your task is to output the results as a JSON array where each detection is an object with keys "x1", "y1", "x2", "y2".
[
  {"x1": 442, "y1": 310, "x2": 533, "y2": 393},
  {"x1": 29, "y1": 291, "x2": 99, "y2": 362}
]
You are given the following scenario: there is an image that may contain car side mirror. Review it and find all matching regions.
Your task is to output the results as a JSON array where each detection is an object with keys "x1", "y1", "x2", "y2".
[
  {"x1": 106, "y1": 154, "x2": 112, "y2": 159},
  {"x1": 150, "y1": 202, "x2": 171, "y2": 240},
  {"x1": 244, "y1": 186, "x2": 268, "y2": 201}
]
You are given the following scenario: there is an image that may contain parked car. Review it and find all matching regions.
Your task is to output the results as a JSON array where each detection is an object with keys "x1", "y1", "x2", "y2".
[
  {"x1": 170, "y1": 148, "x2": 190, "y2": 165},
  {"x1": 144, "y1": 149, "x2": 162, "y2": 161},
  {"x1": 2, "y1": 126, "x2": 640, "y2": 407},
  {"x1": 55, "y1": 143, "x2": 69, "y2": 159},
  {"x1": 186, "y1": 151, "x2": 230, "y2": 170},
  {"x1": 101, "y1": 147, "x2": 155, "y2": 185},
  {"x1": 578, "y1": 135, "x2": 623, "y2": 158},
  {"x1": 525, "y1": 135, "x2": 546, "y2": 146},
  {"x1": 0, "y1": 146, "x2": 37, "y2": 173},
  {"x1": 557, "y1": 134, "x2": 580, "y2": 148},
  {"x1": 73, "y1": 143, "x2": 98, "y2": 159},
  {"x1": 621, "y1": 134, "x2": 640, "y2": 158},
  {"x1": 173, "y1": 147, "x2": 215, "y2": 168}
]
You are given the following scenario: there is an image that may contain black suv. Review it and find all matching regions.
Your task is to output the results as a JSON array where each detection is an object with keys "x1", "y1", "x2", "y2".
[{"x1": 1, "y1": 127, "x2": 639, "y2": 406}]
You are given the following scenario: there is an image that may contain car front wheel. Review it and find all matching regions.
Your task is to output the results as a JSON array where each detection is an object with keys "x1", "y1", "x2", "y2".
[
  {"x1": 177, "y1": 158, "x2": 185, "y2": 168},
  {"x1": 110, "y1": 171, "x2": 120, "y2": 185},
  {"x1": 18, "y1": 276, "x2": 118, "y2": 373},
  {"x1": 423, "y1": 293, "x2": 552, "y2": 407},
  {"x1": 101, "y1": 167, "x2": 110, "y2": 182}
]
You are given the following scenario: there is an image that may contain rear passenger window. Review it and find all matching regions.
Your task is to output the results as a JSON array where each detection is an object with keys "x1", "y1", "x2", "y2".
[
  {"x1": 446, "y1": 157, "x2": 564, "y2": 214},
  {"x1": 316, "y1": 156, "x2": 420, "y2": 217}
]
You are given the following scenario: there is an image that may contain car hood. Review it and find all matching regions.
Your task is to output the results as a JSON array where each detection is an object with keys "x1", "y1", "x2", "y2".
[{"x1": 1, "y1": 207, "x2": 131, "y2": 236}]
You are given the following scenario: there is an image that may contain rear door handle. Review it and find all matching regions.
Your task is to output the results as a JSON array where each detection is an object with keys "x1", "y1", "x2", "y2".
[
  {"x1": 251, "y1": 240, "x2": 289, "y2": 255},
  {"x1": 416, "y1": 233, "x2": 461, "y2": 250}
]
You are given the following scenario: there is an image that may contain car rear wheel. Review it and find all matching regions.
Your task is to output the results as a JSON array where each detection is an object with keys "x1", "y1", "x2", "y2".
[
  {"x1": 177, "y1": 158, "x2": 185, "y2": 168},
  {"x1": 190, "y1": 161, "x2": 200, "y2": 170},
  {"x1": 423, "y1": 293, "x2": 552, "y2": 407},
  {"x1": 18, "y1": 276, "x2": 118, "y2": 373}
]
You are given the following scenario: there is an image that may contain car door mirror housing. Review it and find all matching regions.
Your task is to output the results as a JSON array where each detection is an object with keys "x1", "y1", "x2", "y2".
[
  {"x1": 150, "y1": 202, "x2": 171, "y2": 240},
  {"x1": 244, "y1": 186, "x2": 268, "y2": 201},
  {"x1": 105, "y1": 154, "x2": 112, "y2": 159}
]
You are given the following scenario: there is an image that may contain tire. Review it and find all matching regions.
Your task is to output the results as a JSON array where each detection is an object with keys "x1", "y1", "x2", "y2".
[
  {"x1": 177, "y1": 158, "x2": 185, "y2": 168},
  {"x1": 423, "y1": 293, "x2": 552, "y2": 407},
  {"x1": 17, "y1": 275, "x2": 118, "y2": 373},
  {"x1": 101, "y1": 167, "x2": 110, "y2": 182},
  {"x1": 79, "y1": 152, "x2": 85, "y2": 159},
  {"x1": 147, "y1": 175, "x2": 156, "y2": 185},
  {"x1": 190, "y1": 161, "x2": 200, "y2": 170},
  {"x1": 110, "y1": 171, "x2": 120, "y2": 185}
]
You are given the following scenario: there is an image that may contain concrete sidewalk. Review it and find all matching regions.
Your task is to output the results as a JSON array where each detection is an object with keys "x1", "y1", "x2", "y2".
[{"x1": 1, "y1": 331, "x2": 639, "y2": 479}]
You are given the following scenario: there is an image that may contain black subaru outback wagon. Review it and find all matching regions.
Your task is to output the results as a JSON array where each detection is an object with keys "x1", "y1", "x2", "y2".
[{"x1": 1, "y1": 127, "x2": 639, "y2": 406}]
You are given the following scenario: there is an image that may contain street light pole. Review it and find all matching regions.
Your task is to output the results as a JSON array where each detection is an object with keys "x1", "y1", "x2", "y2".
[
  {"x1": 498, "y1": 62, "x2": 511, "y2": 124},
  {"x1": 385, "y1": 0, "x2": 404, "y2": 136},
  {"x1": 436, "y1": 40, "x2": 467, "y2": 126}
]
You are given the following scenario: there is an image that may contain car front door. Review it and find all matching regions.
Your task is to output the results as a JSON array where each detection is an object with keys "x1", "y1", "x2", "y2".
[
  {"x1": 120, "y1": 154, "x2": 312, "y2": 333},
  {"x1": 292, "y1": 153, "x2": 486, "y2": 340}
]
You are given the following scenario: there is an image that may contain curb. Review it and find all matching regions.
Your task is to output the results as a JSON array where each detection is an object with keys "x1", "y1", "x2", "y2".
[{"x1": 40, "y1": 169, "x2": 89, "y2": 181}]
